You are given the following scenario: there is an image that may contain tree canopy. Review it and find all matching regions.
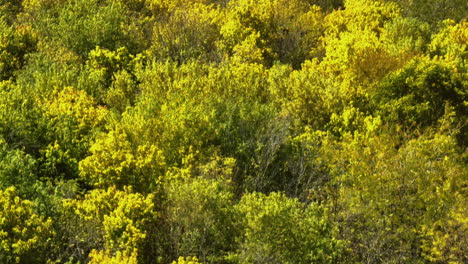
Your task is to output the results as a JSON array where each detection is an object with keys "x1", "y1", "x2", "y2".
[{"x1": 0, "y1": 0, "x2": 466, "y2": 263}]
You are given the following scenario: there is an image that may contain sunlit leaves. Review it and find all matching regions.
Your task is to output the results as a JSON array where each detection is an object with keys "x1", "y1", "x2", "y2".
[
  {"x1": 1, "y1": 1, "x2": 467, "y2": 263},
  {"x1": 79, "y1": 128, "x2": 165, "y2": 191},
  {"x1": 88, "y1": 249, "x2": 139, "y2": 264},
  {"x1": 39, "y1": 86, "x2": 108, "y2": 178},
  {"x1": 429, "y1": 20, "x2": 468, "y2": 61},
  {"x1": 41, "y1": 87, "x2": 108, "y2": 131},
  {"x1": 0, "y1": 187, "x2": 54, "y2": 264},
  {"x1": 171, "y1": 256, "x2": 202, "y2": 264},
  {"x1": 62, "y1": 186, "x2": 155, "y2": 261}
]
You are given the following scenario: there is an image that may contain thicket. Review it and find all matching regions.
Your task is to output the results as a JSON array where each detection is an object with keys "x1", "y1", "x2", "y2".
[{"x1": 0, "y1": 0, "x2": 466, "y2": 263}]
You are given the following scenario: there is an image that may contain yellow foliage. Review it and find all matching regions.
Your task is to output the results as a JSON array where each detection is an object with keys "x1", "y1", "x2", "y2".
[
  {"x1": 88, "y1": 249, "x2": 138, "y2": 264},
  {"x1": 327, "y1": 130, "x2": 467, "y2": 262},
  {"x1": 40, "y1": 86, "x2": 108, "y2": 130},
  {"x1": 23, "y1": 0, "x2": 65, "y2": 12},
  {"x1": 0, "y1": 187, "x2": 54, "y2": 263},
  {"x1": 79, "y1": 128, "x2": 165, "y2": 189},
  {"x1": 172, "y1": 256, "x2": 202, "y2": 264},
  {"x1": 321, "y1": 0, "x2": 408, "y2": 84},
  {"x1": 316, "y1": 0, "x2": 420, "y2": 109},
  {"x1": 325, "y1": 0, "x2": 401, "y2": 35},
  {"x1": 430, "y1": 20, "x2": 468, "y2": 60},
  {"x1": 2, "y1": 1, "x2": 466, "y2": 263},
  {"x1": 231, "y1": 32, "x2": 265, "y2": 64},
  {"x1": 420, "y1": 205, "x2": 467, "y2": 263},
  {"x1": 63, "y1": 186, "x2": 155, "y2": 256}
]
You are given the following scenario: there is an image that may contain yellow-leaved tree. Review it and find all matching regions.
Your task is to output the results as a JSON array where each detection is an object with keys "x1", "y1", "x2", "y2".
[
  {"x1": 40, "y1": 86, "x2": 108, "y2": 179},
  {"x1": 61, "y1": 186, "x2": 156, "y2": 263},
  {"x1": 79, "y1": 127, "x2": 165, "y2": 191},
  {"x1": 0, "y1": 187, "x2": 54, "y2": 264}
]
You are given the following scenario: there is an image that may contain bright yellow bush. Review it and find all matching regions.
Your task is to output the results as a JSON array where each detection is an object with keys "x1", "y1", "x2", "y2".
[
  {"x1": 41, "y1": 86, "x2": 108, "y2": 130},
  {"x1": 172, "y1": 256, "x2": 202, "y2": 264},
  {"x1": 88, "y1": 249, "x2": 139, "y2": 264},
  {"x1": 0, "y1": 187, "x2": 54, "y2": 263},
  {"x1": 79, "y1": 128, "x2": 165, "y2": 190},
  {"x1": 63, "y1": 186, "x2": 155, "y2": 258}
]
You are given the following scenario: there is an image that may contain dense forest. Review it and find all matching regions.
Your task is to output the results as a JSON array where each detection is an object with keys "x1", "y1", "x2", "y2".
[{"x1": 0, "y1": 0, "x2": 466, "y2": 263}]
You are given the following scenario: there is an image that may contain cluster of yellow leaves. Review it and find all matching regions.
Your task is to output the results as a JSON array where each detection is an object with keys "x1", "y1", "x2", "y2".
[
  {"x1": 430, "y1": 20, "x2": 468, "y2": 61},
  {"x1": 87, "y1": 46, "x2": 134, "y2": 74},
  {"x1": 88, "y1": 249, "x2": 138, "y2": 264},
  {"x1": 22, "y1": 0, "x2": 64, "y2": 12},
  {"x1": 172, "y1": 256, "x2": 202, "y2": 264},
  {"x1": 37, "y1": 86, "x2": 109, "y2": 176},
  {"x1": 41, "y1": 86, "x2": 108, "y2": 130},
  {"x1": 62, "y1": 186, "x2": 155, "y2": 258},
  {"x1": 0, "y1": 187, "x2": 54, "y2": 263},
  {"x1": 420, "y1": 203, "x2": 468, "y2": 264},
  {"x1": 333, "y1": 0, "x2": 400, "y2": 32},
  {"x1": 79, "y1": 128, "x2": 165, "y2": 189},
  {"x1": 322, "y1": 0, "x2": 405, "y2": 83}
]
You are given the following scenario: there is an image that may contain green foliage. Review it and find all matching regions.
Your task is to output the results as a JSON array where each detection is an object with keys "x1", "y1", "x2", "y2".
[
  {"x1": 134, "y1": 60, "x2": 281, "y2": 194},
  {"x1": 268, "y1": 61, "x2": 332, "y2": 127},
  {"x1": 0, "y1": 16, "x2": 37, "y2": 81},
  {"x1": 375, "y1": 57, "x2": 466, "y2": 128},
  {"x1": 28, "y1": 0, "x2": 146, "y2": 57},
  {"x1": 282, "y1": 129, "x2": 334, "y2": 199},
  {"x1": 0, "y1": 80, "x2": 44, "y2": 153},
  {"x1": 221, "y1": 0, "x2": 324, "y2": 67},
  {"x1": 326, "y1": 129, "x2": 467, "y2": 262},
  {"x1": 392, "y1": 0, "x2": 468, "y2": 26},
  {"x1": 235, "y1": 192, "x2": 342, "y2": 264},
  {"x1": 0, "y1": 138, "x2": 38, "y2": 197},
  {"x1": 149, "y1": 3, "x2": 222, "y2": 63},
  {"x1": 381, "y1": 16, "x2": 431, "y2": 54},
  {"x1": 0, "y1": 0, "x2": 23, "y2": 22},
  {"x1": 164, "y1": 160, "x2": 238, "y2": 263}
]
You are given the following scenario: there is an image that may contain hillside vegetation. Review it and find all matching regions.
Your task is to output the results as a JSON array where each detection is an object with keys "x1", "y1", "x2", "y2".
[{"x1": 0, "y1": 0, "x2": 467, "y2": 263}]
